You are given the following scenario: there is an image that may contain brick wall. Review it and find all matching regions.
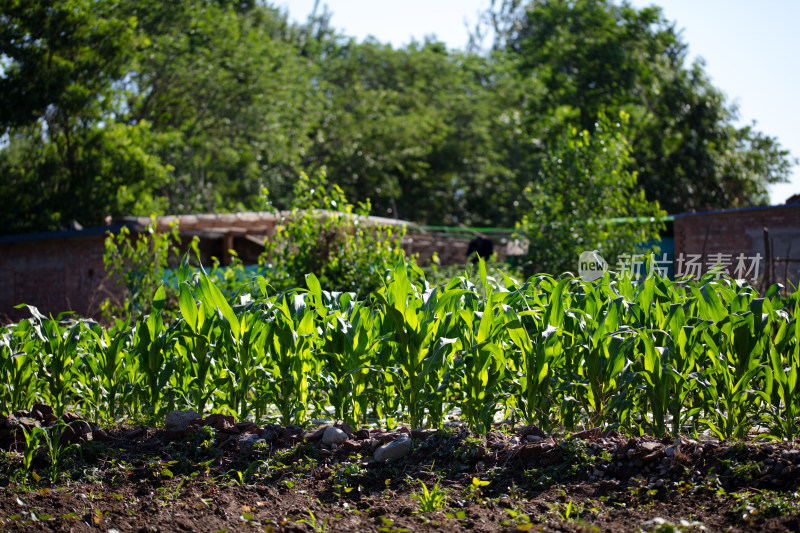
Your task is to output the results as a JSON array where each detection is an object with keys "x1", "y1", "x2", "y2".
[
  {"x1": 0, "y1": 232, "x2": 123, "y2": 323},
  {"x1": 0, "y1": 213, "x2": 515, "y2": 322},
  {"x1": 673, "y1": 205, "x2": 800, "y2": 287}
]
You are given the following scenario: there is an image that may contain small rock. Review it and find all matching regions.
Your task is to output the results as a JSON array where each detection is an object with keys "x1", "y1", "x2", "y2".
[
  {"x1": 61, "y1": 412, "x2": 81, "y2": 423},
  {"x1": 302, "y1": 425, "x2": 329, "y2": 441},
  {"x1": 322, "y1": 426, "x2": 348, "y2": 446},
  {"x1": 334, "y1": 420, "x2": 354, "y2": 437},
  {"x1": 237, "y1": 433, "x2": 265, "y2": 453},
  {"x1": 163, "y1": 428, "x2": 192, "y2": 441},
  {"x1": 640, "y1": 442, "x2": 663, "y2": 453},
  {"x1": 411, "y1": 428, "x2": 438, "y2": 440},
  {"x1": 165, "y1": 410, "x2": 200, "y2": 431},
  {"x1": 519, "y1": 444, "x2": 543, "y2": 460},
  {"x1": 204, "y1": 413, "x2": 236, "y2": 432},
  {"x1": 518, "y1": 425, "x2": 546, "y2": 439},
  {"x1": 235, "y1": 421, "x2": 258, "y2": 434},
  {"x1": 123, "y1": 428, "x2": 146, "y2": 440},
  {"x1": 573, "y1": 427, "x2": 601, "y2": 440},
  {"x1": 17, "y1": 417, "x2": 41, "y2": 431},
  {"x1": 60, "y1": 414, "x2": 92, "y2": 444},
  {"x1": 343, "y1": 440, "x2": 362, "y2": 452},
  {"x1": 373, "y1": 434, "x2": 412, "y2": 463},
  {"x1": 354, "y1": 429, "x2": 370, "y2": 440},
  {"x1": 526, "y1": 435, "x2": 543, "y2": 442},
  {"x1": 279, "y1": 425, "x2": 304, "y2": 444},
  {"x1": 664, "y1": 446, "x2": 676, "y2": 457},
  {"x1": 259, "y1": 424, "x2": 280, "y2": 442},
  {"x1": 30, "y1": 404, "x2": 56, "y2": 425}
]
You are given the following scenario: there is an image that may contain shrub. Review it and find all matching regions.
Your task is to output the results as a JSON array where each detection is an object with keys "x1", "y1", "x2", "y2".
[
  {"x1": 515, "y1": 112, "x2": 665, "y2": 276},
  {"x1": 261, "y1": 170, "x2": 409, "y2": 296}
]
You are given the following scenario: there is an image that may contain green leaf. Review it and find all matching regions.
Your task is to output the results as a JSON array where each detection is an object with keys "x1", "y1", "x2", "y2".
[
  {"x1": 179, "y1": 283, "x2": 198, "y2": 332},
  {"x1": 152, "y1": 285, "x2": 167, "y2": 312}
]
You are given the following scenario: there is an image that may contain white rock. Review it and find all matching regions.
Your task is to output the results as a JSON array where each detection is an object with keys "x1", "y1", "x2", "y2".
[
  {"x1": 373, "y1": 435, "x2": 412, "y2": 463},
  {"x1": 165, "y1": 409, "x2": 200, "y2": 430},
  {"x1": 322, "y1": 426, "x2": 348, "y2": 446}
]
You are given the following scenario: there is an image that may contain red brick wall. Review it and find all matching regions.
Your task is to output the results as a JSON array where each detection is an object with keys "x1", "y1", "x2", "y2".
[
  {"x1": 0, "y1": 213, "x2": 515, "y2": 322},
  {"x1": 0, "y1": 234, "x2": 123, "y2": 322},
  {"x1": 674, "y1": 205, "x2": 800, "y2": 286}
]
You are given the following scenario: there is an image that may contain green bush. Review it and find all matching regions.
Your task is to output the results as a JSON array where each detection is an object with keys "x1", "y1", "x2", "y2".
[
  {"x1": 260, "y1": 170, "x2": 409, "y2": 296},
  {"x1": 103, "y1": 216, "x2": 183, "y2": 320},
  {"x1": 103, "y1": 171, "x2": 411, "y2": 320},
  {"x1": 515, "y1": 112, "x2": 665, "y2": 276}
]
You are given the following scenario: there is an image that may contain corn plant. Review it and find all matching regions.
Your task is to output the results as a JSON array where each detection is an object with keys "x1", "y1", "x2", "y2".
[
  {"x1": 264, "y1": 294, "x2": 315, "y2": 425},
  {"x1": 451, "y1": 262, "x2": 510, "y2": 433},
  {"x1": 29, "y1": 310, "x2": 84, "y2": 416},
  {"x1": 82, "y1": 323, "x2": 134, "y2": 423},
  {"x1": 374, "y1": 261, "x2": 461, "y2": 428},
  {"x1": 132, "y1": 286, "x2": 178, "y2": 421},
  {"x1": 411, "y1": 480, "x2": 448, "y2": 513},
  {"x1": 308, "y1": 274, "x2": 380, "y2": 426},
  {"x1": 1, "y1": 255, "x2": 799, "y2": 440},
  {"x1": 0, "y1": 319, "x2": 38, "y2": 414},
  {"x1": 764, "y1": 298, "x2": 800, "y2": 438},
  {"x1": 694, "y1": 292, "x2": 771, "y2": 439}
]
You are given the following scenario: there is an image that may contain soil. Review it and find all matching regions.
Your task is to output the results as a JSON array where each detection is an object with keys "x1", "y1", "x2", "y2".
[{"x1": 1, "y1": 411, "x2": 800, "y2": 532}]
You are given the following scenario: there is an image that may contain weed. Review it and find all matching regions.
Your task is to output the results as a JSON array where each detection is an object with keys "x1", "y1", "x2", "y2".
[
  {"x1": 410, "y1": 480, "x2": 447, "y2": 513},
  {"x1": 731, "y1": 490, "x2": 800, "y2": 523},
  {"x1": 298, "y1": 510, "x2": 327, "y2": 532},
  {"x1": 500, "y1": 506, "x2": 533, "y2": 529},
  {"x1": 462, "y1": 476, "x2": 491, "y2": 501}
]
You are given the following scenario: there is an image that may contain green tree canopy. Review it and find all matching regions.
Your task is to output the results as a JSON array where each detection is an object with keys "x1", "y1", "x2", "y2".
[
  {"x1": 0, "y1": 0, "x2": 795, "y2": 243},
  {"x1": 488, "y1": 0, "x2": 795, "y2": 213},
  {"x1": 0, "y1": 0, "x2": 171, "y2": 232}
]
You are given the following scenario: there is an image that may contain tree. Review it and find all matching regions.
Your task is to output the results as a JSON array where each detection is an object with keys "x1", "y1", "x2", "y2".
[
  {"x1": 122, "y1": 0, "x2": 323, "y2": 213},
  {"x1": 487, "y1": 0, "x2": 795, "y2": 214},
  {"x1": 306, "y1": 37, "x2": 530, "y2": 226},
  {"x1": 0, "y1": 0, "x2": 171, "y2": 233},
  {"x1": 516, "y1": 112, "x2": 664, "y2": 275}
]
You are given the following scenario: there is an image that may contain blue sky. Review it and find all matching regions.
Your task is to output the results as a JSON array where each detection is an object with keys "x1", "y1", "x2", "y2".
[{"x1": 282, "y1": 0, "x2": 799, "y2": 205}]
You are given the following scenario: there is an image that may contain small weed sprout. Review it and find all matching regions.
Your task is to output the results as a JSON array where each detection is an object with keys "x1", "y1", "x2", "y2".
[
  {"x1": 731, "y1": 490, "x2": 800, "y2": 523},
  {"x1": 298, "y1": 510, "x2": 328, "y2": 532},
  {"x1": 410, "y1": 480, "x2": 447, "y2": 513},
  {"x1": 462, "y1": 476, "x2": 491, "y2": 501}
]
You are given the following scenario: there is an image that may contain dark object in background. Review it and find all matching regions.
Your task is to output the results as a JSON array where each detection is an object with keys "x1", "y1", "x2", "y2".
[
  {"x1": 467, "y1": 236, "x2": 494, "y2": 263},
  {"x1": 786, "y1": 193, "x2": 800, "y2": 205}
]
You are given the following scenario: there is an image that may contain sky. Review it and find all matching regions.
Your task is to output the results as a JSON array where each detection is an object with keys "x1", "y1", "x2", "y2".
[{"x1": 281, "y1": 0, "x2": 800, "y2": 205}]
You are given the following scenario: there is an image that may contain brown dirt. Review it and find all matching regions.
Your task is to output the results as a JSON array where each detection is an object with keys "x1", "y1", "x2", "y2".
[{"x1": 1, "y1": 418, "x2": 800, "y2": 532}]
